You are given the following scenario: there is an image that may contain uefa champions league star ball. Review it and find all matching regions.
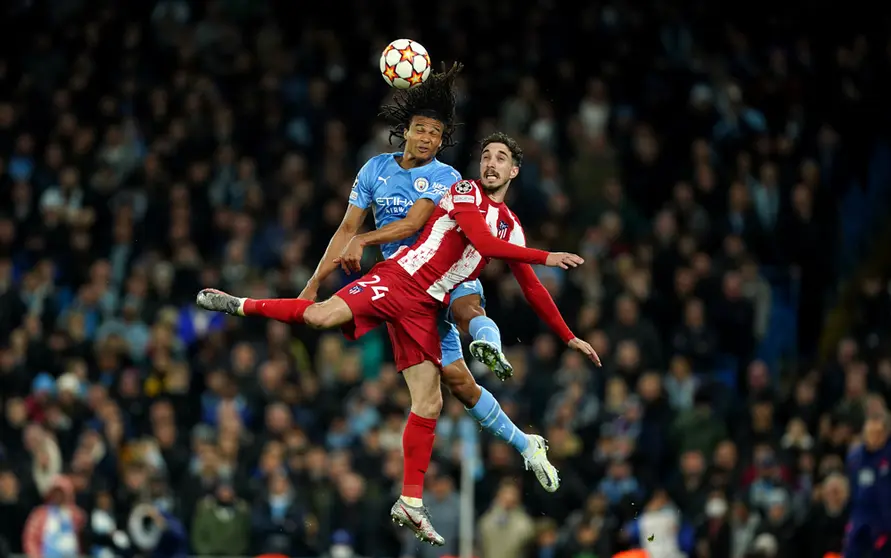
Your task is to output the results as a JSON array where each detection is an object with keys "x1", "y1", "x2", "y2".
[{"x1": 380, "y1": 39, "x2": 432, "y2": 89}]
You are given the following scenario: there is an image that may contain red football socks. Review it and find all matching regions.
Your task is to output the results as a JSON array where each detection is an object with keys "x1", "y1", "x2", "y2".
[
  {"x1": 242, "y1": 298, "x2": 311, "y2": 324},
  {"x1": 401, "y1": 412, "x2": 438, "y2": 499}
]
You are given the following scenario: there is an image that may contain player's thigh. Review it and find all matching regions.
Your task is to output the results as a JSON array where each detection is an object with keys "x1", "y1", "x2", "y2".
[
  {"x1": 402, "y1": 360, "x2": 443, "y2": 418},
  {"x1": 448, "y1": 280, "x2": 486, "y2": 333},
  {"x1": 303, "y1": 296, "x2": 354, "y2": 329},
  {"x1": 335, "y1": 268, "x2": 400, "y2": 339}
]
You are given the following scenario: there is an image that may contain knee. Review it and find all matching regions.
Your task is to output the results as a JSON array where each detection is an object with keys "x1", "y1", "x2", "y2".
[
  {"x1": 303, "y1": 304, "x2": 334, "y2": 329},
  {"x1": 411, "y1": 385, "x2": 443, "y2": 419},
  {"x1": 441, "y1": 362, "x2": 481, "y2": 408},
  {"x1": 451, "y1": 298, "x2": 485, "y2": 334}
]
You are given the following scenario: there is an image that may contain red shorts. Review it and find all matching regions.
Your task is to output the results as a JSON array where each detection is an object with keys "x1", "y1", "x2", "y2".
[{"x1": 335, "y1": 260, "x2": 443, "y2": 371}]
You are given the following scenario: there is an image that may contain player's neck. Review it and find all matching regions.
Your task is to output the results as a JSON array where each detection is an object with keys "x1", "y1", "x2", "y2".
[
  {"x1": 484, "y1": 182, "x2": 510, "y2": 204},
  {"x1": 396, "y1": 152, "x2": 434, "y2": 170}
]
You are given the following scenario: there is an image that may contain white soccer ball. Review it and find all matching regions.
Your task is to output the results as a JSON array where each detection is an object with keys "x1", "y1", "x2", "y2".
[{"x1": 379, "y1": 39, "x2": 431, "y2": 90}]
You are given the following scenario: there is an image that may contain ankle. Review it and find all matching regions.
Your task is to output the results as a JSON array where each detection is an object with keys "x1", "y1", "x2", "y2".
[{"x1": 400, "y1": 495, "x2": 423, "y2": 507}]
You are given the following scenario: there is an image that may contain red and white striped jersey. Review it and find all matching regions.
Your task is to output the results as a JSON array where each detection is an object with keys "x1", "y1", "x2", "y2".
[{"x1": 393, "y1": 179, "x2": 527, "y2": 302}]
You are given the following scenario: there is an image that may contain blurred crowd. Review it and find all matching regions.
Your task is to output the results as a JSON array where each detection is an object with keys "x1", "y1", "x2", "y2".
[{"x1": 1, "y1": 0, "x2": 891, "y2": 557}]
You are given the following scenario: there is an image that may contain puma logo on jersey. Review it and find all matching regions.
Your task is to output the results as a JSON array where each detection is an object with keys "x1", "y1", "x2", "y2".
[{"x1": 377, "y1": 176, "x2": 391, "y2": 185}]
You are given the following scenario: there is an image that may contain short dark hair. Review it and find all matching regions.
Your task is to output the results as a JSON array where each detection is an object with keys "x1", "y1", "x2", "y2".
[
  {"x1": 481, "y1": 132, "x2": 523, "y2": 167},
  {"x1": 379, "y1": 62, "x2": 463, "y2": 151}
]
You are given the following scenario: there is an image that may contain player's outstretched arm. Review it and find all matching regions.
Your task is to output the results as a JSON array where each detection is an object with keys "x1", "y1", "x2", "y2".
[
  {"x1": 509, "y1": 262, "x2": 602, "y2": 366},
  {"x1": 453, "y1": 210, "x2": 583, "y2": 267},
  {"x1": 300, "y1": 204, "x2": 368, "y2": 300},
  {"x1": 336, "y1": 199, "x2": 437, "y2": 273}
]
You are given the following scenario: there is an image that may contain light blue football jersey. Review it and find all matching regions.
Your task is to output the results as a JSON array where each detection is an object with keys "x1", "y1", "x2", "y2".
[{"x1": 349, "y1": 152, "x2": 462, "y2": 259}]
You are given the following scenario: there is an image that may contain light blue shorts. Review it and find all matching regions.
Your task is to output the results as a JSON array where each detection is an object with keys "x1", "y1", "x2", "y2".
[{"x1": 440, "y1": 279, "x2": 486, "y2": 367}]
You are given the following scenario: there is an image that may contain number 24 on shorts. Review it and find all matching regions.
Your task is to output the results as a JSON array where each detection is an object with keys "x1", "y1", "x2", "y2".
[{"x1": 348, "y1": 275, "x2": 389, "y2": 301}]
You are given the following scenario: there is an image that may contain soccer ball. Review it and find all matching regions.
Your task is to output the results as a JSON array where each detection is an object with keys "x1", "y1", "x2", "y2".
[{"x1": 380, "y1": 39, "x2": 431, "y2": 90}]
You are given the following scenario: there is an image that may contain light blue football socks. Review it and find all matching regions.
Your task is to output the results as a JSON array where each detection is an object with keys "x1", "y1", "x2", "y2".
[
  {"x1": 466, "y1": 386, "x2": 529, "y2": 454},
  {"x1": 468, "y1": 315, "x2": 502, "y2": 350}
]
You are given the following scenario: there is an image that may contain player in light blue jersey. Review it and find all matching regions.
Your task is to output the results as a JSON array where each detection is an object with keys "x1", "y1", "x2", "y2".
[{"x1": 299, "y1": 64, "x2": 559, "y2": 543}]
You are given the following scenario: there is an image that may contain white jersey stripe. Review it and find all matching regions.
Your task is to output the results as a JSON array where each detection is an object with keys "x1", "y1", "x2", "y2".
[
  {"x1": 397, "y1": 214, "x2": 457, "y2": 275},
  {"x1": 425, "y1": 206, "x2": 501, "y2": 301},
  {"x1": 506, "y1": 211, "x2": 526, "y2": 246},
  {"x1": 426, "y1": 244, "x2": 483, "y2": 301}
]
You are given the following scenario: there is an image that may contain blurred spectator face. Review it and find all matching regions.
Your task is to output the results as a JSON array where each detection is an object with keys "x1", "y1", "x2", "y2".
[
  {"x1": 615, "y1": 296, "x2": 638, "y2": 326},
  {"x1": 822, "y1": 474, "x2": 849, "y2": 512},
  {"x1": 260, "y1": 442, "x2": 284, "y2": 475},
  {"x1": 268, "y1": 472, "x2": 290, "y2": 497},
  {"x1": 231, "y1": 342, "x2": 256, "y2": 374},
  {"x1": 680, "y1": 451, "x2": 705, "y2": 477},
  {"x1": 605, "y1": 378, "x2": 628, "y2": 410},
  {"x1": 0, "y1": 471, "x2": 19, "y2": 501},
  {"x1": 683, "y1": 298, "x2": 705, "y2": 328},
  {"x1": 863, "y1": 415, "x2": 889, "y2": 450},
  {"x1": 691, "y1": 252, "x2": 711, "y2": 277},
  {"x1": 431, "y1": 475, "x2": 454, "y2": 500},
  {"x1": 337, "y1": 473, "x2": 364, "y2": 503},
  {"x1": 794, "y1": 380, "x2": 816, "y2": 406},
  {"x1": 265, "y1": 404, "x2": 291, "y2": 434},
  {"x1": 608, "y1": 461, "x2": 630, "y2": 479},
  {"x1": 638, "y1": 373, "x2": 661, "y2": 402},
  {"x1": 845, "y1": 366, "x2": 867, "y2": 399},
  {"x1": 747, "y1": 361, "x2": 770, "y2": 390},
  {"x1": 714, "y1": 441, "x2": 738, "y2": 470},
  {"x1": 533, "y1": 334, "x2": 558, "y2": 360},
  {"x1": 615, "y1": 340, "x2": 641, "y2": 371},
  {"x1": 669, "y1": 356, "x2": 692, "y2": 379},
  {"x1": 674, "y1": 267, "x2": 696, "y2": 297},
  {"x1": 215, "y1": 483, "x2": 235, "y2": 504},
  {"x1": 837, "y1": 338, "x2": 858, "y2": 364},
  {"x1": 728, "y1": 181, "x2": 749, "y2": 211},
  {"x1": 259, "y1": 361, "x2": 286, "y2": 391},
  {"x1": 722, "y1": 271, "x2": 743, "y2": 299},
  {"x1": 6, "y1": 398, "x2": 27, "y2": 427},
  {"x1": 495, "y1": 482, "x2": 521, "y2": 509}
]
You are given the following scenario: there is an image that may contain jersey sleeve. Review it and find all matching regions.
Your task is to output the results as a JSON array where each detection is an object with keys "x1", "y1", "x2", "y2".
[
  {"x1": 348, "y1": 159, "x2": 376, "y2": 209},
  {"x1": 420, "y1": 166, "x2": 462, "y2": 205},
  {"x1": 440, "y1": 180, "x2": 482, "y2": 217}
]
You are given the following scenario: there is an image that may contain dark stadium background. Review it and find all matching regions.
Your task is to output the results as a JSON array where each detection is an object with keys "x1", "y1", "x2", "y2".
[{"x1": 0, "y1": 0, "x2": 890, "y2": 557}]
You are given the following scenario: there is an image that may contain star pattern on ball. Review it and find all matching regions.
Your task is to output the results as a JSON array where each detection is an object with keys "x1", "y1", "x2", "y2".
[
  {"x1": 384, "y1": 65, "x2": 398, "y2": 81},
  {"x1": 399, "y1": 47, "x2": 416, "y2": 61},
  {"x1": 408, "y1": 72, "x2": 423, "y2": 85}
]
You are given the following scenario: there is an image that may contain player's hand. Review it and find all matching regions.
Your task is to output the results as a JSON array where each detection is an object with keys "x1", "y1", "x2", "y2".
[
  {"x1": 298, "y1": 281, "x2": 319, "y2": 301},
  {"x1": 545, "y1": 252, "x2": 585, "y2": 269},
  {"x1": 568, "y1": 337, "x2": 601, "y2": 366},
  {"x1": 335, "y1": 236, "x2": 365, "y2": 275}
]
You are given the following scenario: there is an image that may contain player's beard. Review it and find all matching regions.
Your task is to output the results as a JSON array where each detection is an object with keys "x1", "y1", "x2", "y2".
[{"x1": 480, "y1": 176, "x2": 509, "y2": 194}]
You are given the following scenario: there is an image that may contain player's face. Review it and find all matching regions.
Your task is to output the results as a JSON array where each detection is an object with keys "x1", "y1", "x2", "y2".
[
  {"x1": 479, "y1": 142, "x2": 519, "y2": 192},
  {"x1": 403, "y1": 116, "x2": 443, "y2": 161}
]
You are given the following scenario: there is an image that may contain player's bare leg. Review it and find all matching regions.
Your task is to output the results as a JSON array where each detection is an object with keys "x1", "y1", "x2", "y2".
[
  {"x1": 392, "y1": 360, "x2": 445, "y2": 546},
  {"x1": 441, "y1": 358, "x2": 560, "y2": 492},
  {"x1": 451, "y1": 294, "x2": 513, "y2": 380},
  {"x1": 196, "y1": 289, "x2": 353, "y2": 328}
]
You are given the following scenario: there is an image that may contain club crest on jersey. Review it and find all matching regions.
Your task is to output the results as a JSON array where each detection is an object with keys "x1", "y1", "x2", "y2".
[
  {"x1": 414, "y1": 177, "x2": 429, "y2": 192},
  {"x1": 349, "y1": 285, "x2": 363, "y2": 295},
  {"x1": 497, "y1": 220, "x2": 510, "y2": 240},
  {"x1": 455, "y1": 181, "x2": 473, "y2": 195}
]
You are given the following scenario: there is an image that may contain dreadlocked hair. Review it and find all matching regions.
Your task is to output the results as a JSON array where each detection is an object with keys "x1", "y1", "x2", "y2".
[{"x1": 379, "y1": 62, "x2": 463, "y2": 151}]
